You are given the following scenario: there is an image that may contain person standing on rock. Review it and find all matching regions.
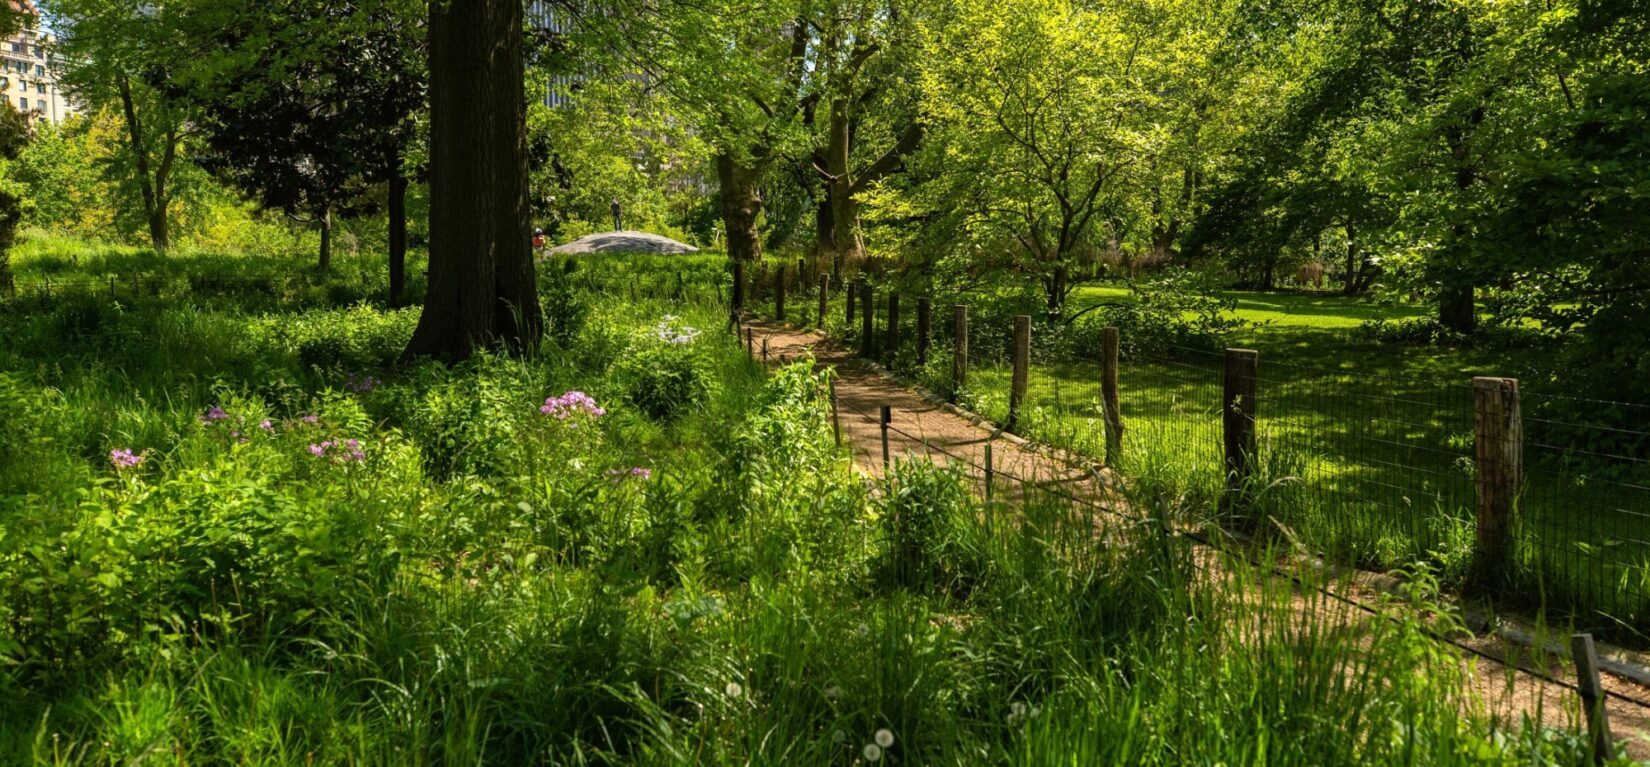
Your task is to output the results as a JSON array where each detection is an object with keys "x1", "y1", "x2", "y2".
[{"x1": 610, "y1": 198, "x2": 623, "y2": 232}]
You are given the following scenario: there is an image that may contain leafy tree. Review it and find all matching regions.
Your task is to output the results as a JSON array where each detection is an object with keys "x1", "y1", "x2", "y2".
[
  {"x1": 0, "y1": 101, "x2": 30, "y2": 290},
  {"x1": 901, "y1": 0, "x2": 1186, "y2": 318},
  {"x1": 44, "y1": 0, "x2": 192, "y2": 251},
  {"x1": 170, "y1": 0, "x2": 425, "y2": 285}
]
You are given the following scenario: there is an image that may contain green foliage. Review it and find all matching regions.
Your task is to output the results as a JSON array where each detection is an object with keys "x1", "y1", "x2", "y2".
[{"x1": 613, "y1": 315, "x2": 715, "y2": 422}]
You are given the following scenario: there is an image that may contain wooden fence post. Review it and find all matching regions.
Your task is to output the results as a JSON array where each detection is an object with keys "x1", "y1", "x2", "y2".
[
  {"x1": 1222, "y1": 349, "x2": 1259, "y2": 515},
  {"x1": 761, "y1": 335, "x2": 769, "y2": 363},
  {"x1": 953, "y1": 305, "x2": 968, "y2": 396},
  {"x1": 860, "y1": 282, "x2": 876, "y2": 358},
  {"x1": 1008, "y1": 315, "x2": 1031, "y2": 433},
  {"x1": 845, "y1": 278, "x2": 856, "y2": 326},
  {"x1": 1101, "y1": 326, "x2": 1124, "y2": 466},
  {"x1": 880, "y1": 405, "x2": 892, "y2": 471},
  {"x1": 818, "y1": 274, "x2": 830, "y2": 327},
  {"x1": 885, "y1": 292, "x2": 901, "y2": 362},
  {"x1": 1473, "y1": 376, "x2": 1522, "y2": 586},
  {"x1": 796, "y1": 257, "x2": 806, "y2": 289},
  {"x1": 774, "y1": 265, "x2": 786, "y2": 323},
  {"x1": 1572, "y1": 633, "x2": 1614, "y2": 764},
  {"x1": 916, "y1": 297, "x2": 931, "y2": 366},
  {"x1": 984, "y1": 440, "x2": 995, "y2": 503},
  {"x1": 830, "y1": 377, "x2": 841, "y2": 447}
]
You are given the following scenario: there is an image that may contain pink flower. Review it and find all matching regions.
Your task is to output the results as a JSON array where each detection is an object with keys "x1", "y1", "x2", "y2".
[
  {"x1": 259, "y1": 419, "x2": 274, "y2": 432},
  {"x1": 109, "y1": 448, "x2": 144, "y2": 469},
  {"x1": 541, "y1": 391, "x2": 606, "y2": 420},
  {"x1": 199, "y1": 406, "x2": 229, "y2": 424},
  {"x1": 308, "y1": 441, "x2": 333, "y2": 457}
]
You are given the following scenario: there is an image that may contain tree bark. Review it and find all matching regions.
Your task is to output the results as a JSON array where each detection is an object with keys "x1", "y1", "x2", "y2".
[
  {"x1": 117, "y1": 74, "x2": 170, "y2": 252},
  {"x1": 823, "y1": 98, "x2": 861, "y2": 277},
  {"x1": 1440, "y1": 283, "x2": 1476, "y2": 333},
  {"x1": 317, "y1": 206, "x2": 333, "y2": 272},
  {"x1": 388, "y1": 160, "x2": 407, "y2": 307},
  {"x1": 717, "y1": 152, "x2": 764, "y2": 263},
  {"x1": 403, "y1": 0, "x2": 541, "y2": 361},
  {"x1": 1343, "y1": 222, "x2": 1360, "y2": 295}
]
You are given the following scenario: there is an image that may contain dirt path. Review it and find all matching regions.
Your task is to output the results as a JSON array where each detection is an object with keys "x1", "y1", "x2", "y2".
[{"x1": 743, "y1": 319, "x2": 1650, "y2": 759}]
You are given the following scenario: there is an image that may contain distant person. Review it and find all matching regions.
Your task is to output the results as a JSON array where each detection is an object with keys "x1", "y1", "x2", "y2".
[
  {"x1": 531, "y1": 227, "x2": 547, "y2": 252},
  {"x1": 610, "y1": 198, "x2": 623, "y2": 232}
]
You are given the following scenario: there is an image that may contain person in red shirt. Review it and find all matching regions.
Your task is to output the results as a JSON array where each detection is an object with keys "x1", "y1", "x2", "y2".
[{"x1": 531, "y1": 228, "x2": 547, "y2": 252}]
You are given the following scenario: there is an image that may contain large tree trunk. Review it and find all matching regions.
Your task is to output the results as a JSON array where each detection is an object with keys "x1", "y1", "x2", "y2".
[
  {"x1": 1343, "y1": 222, "x2": 1360, "y2": 295},
  {"x1": 823, "y1": 98, "x2": 862, "y2": 278},
  {"x1": 388, "y1": 162, "x2": 407, "y2": 307},
  {"x1": 117, "y1": 75, "x2": 170, "y2": 252},
  {"x1": 717, "y1": 152, "x2": 764, "y2": 263},
  {"x1": 1439, "y1": 283, "x2": 1475, "y2": 333},
  {"x1": 403, "y1": 0, "x2": 541, "y2": 361},
  {"x1": 317, "y1": 206, "x2": 332, "y2": 272}
]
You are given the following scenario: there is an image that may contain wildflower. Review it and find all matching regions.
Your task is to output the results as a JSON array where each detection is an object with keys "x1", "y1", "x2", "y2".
[
  {"x1": 724, "y1": 681, "x2": 743, "y2": 699},
  {"x1": 109, "y1": 448, "x2": 144, "y2": 469},
  {"x1": 199, "y1": 405, "x2": 229, "y2": 424},
  {"x1": 607, "y1": 466, "x2": 652, "y2": 481},
  {"x1": 259, "y1": 419, "x2": 274, "y2": 432},
  {"x1": 347, "y1": 373, "x2": 381, "y2": 393},
  {"x1": 824, "y1": 685, "x2": 842, "y2": 702},
  {"x1": 301, "y1": 414, "x2": 320, "y2": 425},
  {"x1": 652, "y1": 316, "x2": 702, "y2": 345},
  {"x1": 309, "y1": 441, "x2": 334, "y2": 457},
  {"x1": 862, "y1": 744, "x2": 882, "y2": 762},
  {"x1": 541, "y1": 391, "x2": 606, "y2": 420},
  {"x1": 874, "y1": 729, "x2": 894, "y2": 749},
  {"x1": 342, "y1": 438, "x2": 366, "y2": 462}
]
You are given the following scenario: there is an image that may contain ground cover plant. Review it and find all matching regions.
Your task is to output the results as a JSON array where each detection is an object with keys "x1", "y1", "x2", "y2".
[{"x1": 0, "y1": 249, "x2": 1628, "y2": 764}]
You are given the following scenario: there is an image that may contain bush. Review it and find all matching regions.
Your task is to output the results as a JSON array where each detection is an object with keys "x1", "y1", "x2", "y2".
[
  {"x1": 876, "y1": 459, "x2": 981, "y2": 595},
  {"x1": 612, "y1": 315, "x2": 714, "y2": 421}
]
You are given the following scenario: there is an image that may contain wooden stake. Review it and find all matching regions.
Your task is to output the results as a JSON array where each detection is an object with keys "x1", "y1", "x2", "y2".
[
  {"x1": 830, "y1": 376, "x2": 841, "y2": 447},
  {"x1": 952, "y1": 305, "x2": 968, "y2": 397},
  {"x1": 1473, "y1": 376, "x2": 1522, "y2": 586},
  {"x1": 916, "y1": 297, "x2": 931, "y2": 366},
  {"x1": 1222, "y1": 349, "x2": 1260, "y2": 515},
  {"x1": 1008, "y1": 315, "x2": 1031, "y2": 433},
  {"x1": 1572, "y1": 633, "x2": 1615, "y2": 764},
  {"x1": 984, "y1": 441, "x2": 995, "y2": 503},
  {"x1": 885, "y1": 292, "x2": 901, "y2": 363},
  {"x1": 880, "y1": 405, "x2": 892, "y2": 471},
  {"x1": 860, "y1": 282, "x2": 876, "y2": 358},
  {"x1": 1101, "y1": 326, "x2": 1124, "y2": 466},
  {"x1": 817, "y1": 274, "x2": 830, "y2": 328},
  {"x1": 774, "y1": 265, "x2": 786, "y2": 322},
  {"x1": 845, "y1": 278, "x2": 856, "y2": 325}
]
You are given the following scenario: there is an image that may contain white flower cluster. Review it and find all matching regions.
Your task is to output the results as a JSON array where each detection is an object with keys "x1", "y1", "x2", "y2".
[{"x1": 652, "y1": 315, "x2": 702, "y2": 346}]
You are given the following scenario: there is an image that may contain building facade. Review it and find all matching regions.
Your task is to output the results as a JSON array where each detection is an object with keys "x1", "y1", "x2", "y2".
[{"x1": 3, "y1": 3, "x2": 74, "y2": 123}]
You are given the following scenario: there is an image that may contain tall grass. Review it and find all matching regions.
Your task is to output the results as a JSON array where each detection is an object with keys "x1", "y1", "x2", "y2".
[{"x1": 0, "y1": 253, "x2": 1625, "y2": 764}]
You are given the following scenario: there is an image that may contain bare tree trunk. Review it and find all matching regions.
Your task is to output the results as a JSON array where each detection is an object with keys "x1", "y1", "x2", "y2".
[
  {"x1": 317, "y1": 206, "x2": 333, "y2": 272},
  {"x1": 403, "y1": 0, "x2": 541, "y2": 361},
  {"x1": 717, "y1": 152, "x2": 764, "y2": 263},
  {"x1": 117, "y1": 75, "x2": 170, "y2": 252},
  {"x1": 1343, "y1": 222, "x2": 1359, "y2": 295}
]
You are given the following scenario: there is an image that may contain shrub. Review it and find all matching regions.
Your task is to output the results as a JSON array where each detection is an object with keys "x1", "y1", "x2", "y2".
[{"x1": 612, "y1": 316, "x2": 713, "y2": 421}]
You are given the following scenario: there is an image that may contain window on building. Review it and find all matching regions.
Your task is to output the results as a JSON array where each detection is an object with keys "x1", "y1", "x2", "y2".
[
  {"x1": 35, "y1": 83, "x2": 43, "y2": 93},
  {"x1": 36, "y1": 99, "x2": 44, "y2": 112},
  {"x1": 35, "y1": 65, "x2": 43, "y2": 77},
  {"x1": 17, "y1": 96, "x2": 26, "y2": 110}
]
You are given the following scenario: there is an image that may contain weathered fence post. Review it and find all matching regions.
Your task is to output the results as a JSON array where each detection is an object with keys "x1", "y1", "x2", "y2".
[
  {"x1": 1222, "y1": 349, "x2": 1260, "y2": 515},
  {"x1": 1101, "y1": 326, "x2": 1124, "y2": 466},
  {"x1": 761, "y1": 335, "x2": 769, "y2": 363},
  {"x1": 880, "y1": 405, "x2": 893, "y2": 471},
  {"x1": 885, "y1": 292, "x2": 901, "y2": 362},
  {"x1": 916, "y1": 297, "x2": 932, "y2": 366},
  {"x1": 774, "y1": 265, "x2": 786, "y2": 323},
  {"x1": 860, "y1": 282, "x2": 876, "y2": 358},
  {"x1": 984, "y1": 440, "x2": 995, "y2": 504},
  {"x1": 1572, "y1": 633, "x2": 1614, "y2": 764},
  {"x1": 953, "y1": 305, "x2": 968, "y2": 396},
  {"x1": 796, "y1": 257, "x2": 806, "y2": 290},
  {"x1": 746, "y1": 327, "x2": 754, "y2": 359},
  {"x1": 1008, "y1": 316, "x2": 1031, "y2": 433},
  {"x1": 1472, "y1": 376, "x2": 1522, "y2": 585},
  {"x1": 830, "y1": 376, "x2": 842, "y2": 447},
  {"x1": 818, "y1": 274, "x2": 830, "y2": 327},
  {"x1": 845, "y1": 278, "x2": 856, "y2": 326}
]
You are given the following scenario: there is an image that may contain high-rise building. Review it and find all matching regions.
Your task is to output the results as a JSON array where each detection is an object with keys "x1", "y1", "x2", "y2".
[{"x1": 2, "y1": 1, "x2": 75, "y2": 123}]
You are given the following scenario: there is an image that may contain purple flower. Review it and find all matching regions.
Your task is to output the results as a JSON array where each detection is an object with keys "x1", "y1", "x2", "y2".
[
  {"x1": 301, "y1": 414, "x2": 320, "y2": 425},
  {"x1": 540, "y1": 391, "x2": 606, "y2": 420},
  {"x1": 259, "y1": 419, "x2": 274, "y2": 432},
  {"x1": 109, "y1": 448, "x2": 144, "y2": 469},
  {"x1": 199, "y1": 406, "x2": 229, "y2": 424},
  {"x1": 308, "y1": 441, "x2": 334, "y2": 457},
  {"x1": 606, "y1": 466, "x2": 652, "y2": 481},
  {"x1": 347, "y1": 373, "x2": 380, "y2": 394},
  {"x1": 342, "y1": 438, "x2": 366, "y2": 462}
]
